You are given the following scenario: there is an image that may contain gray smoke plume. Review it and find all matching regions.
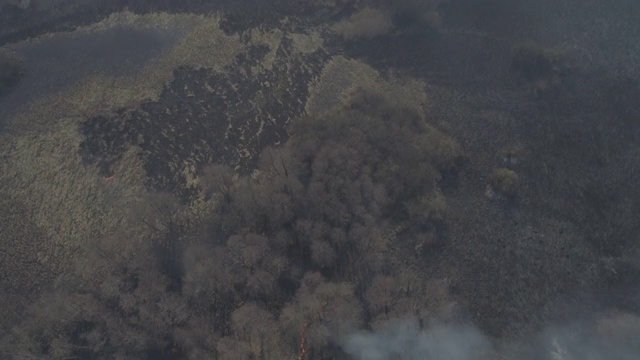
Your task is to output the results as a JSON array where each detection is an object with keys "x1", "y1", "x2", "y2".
[
  {"x1": 343, "y1": 318, "x2": 493, "y2": 360},
  {"x1": 343, "y1": 312, "x2": 640, "y2": 360},
  {"x1": 536, "y1": 313, "x2": 640, "y2": 360}
]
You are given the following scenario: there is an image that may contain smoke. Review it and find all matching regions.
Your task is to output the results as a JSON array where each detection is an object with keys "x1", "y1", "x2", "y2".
[
  {"x1": 343, "y1": 312, "x2": 640, "y2": 360},
  {"x1": 537, "y1": 313, "x2": 640, "y2": 360},
  {"x1": 343, "y1": 318, "x2": 493, "y2": 360}
]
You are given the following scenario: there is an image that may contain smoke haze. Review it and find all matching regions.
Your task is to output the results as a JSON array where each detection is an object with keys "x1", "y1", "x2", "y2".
[
  {"x1": 344, "y1": 318, "x2": 492, "y2": 360},
  {"x1": 344, "y1": 311, "x2": 640, "y2": 360}
]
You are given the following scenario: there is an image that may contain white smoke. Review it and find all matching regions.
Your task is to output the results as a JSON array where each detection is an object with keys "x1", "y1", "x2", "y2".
[
  {"x1": 538, "y1": 313, "x2": 640, "y2": 360},
  {"x1": 343, "y1": 318, "x2": 493, "y2": 360},
  {"x1": 343, "y1": 312, "x2": 640, "y2": 360}
]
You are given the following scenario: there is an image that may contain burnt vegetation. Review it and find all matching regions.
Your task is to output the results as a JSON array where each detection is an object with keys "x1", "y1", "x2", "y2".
[
  {"x1": 3, "y1": 1, "x2": 640, "y2": 358},
  {"x1": 0, "y1": 91, "x2": 462, "y2": 359}
]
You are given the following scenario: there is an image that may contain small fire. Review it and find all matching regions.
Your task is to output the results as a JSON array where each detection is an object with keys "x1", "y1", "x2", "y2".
[{"x1": 298, "y1": 322, "x2": 310, "y2": 360}]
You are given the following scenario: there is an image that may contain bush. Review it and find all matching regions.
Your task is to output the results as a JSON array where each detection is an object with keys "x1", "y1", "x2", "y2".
[
  {"x1": 0, "y1": 49, "x2": 25, "y2": 95},
  {"x1": 491, "y1": 167, "x2": 518, "y2": 198},
  {"x1": 511, "y1": 42, "x2": 570, "y2": 96}
]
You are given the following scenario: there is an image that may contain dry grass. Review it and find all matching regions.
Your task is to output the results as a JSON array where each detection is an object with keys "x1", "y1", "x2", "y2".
[
  {"x1": 288, "y1": 31, "x2": 324, "y2": 54},
  {"x1": 305, "y1": 55, "x2": 428, "y2": 117},
  {"x1": 0, "y1": 11, "x2": 250, "y2": 272},
  {"x1": 0, "y1": 118, "x2": 148, "y2": 270}
]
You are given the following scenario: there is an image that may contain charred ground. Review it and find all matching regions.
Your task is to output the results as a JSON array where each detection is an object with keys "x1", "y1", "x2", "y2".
[{"x1": 1, "y1": 0, "x2": 639, "y2": 359}]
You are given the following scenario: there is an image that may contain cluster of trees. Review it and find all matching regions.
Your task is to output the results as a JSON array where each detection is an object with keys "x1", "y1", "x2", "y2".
[{"x1": 0, "y1": 90, "x2": 461, "y2": 359}]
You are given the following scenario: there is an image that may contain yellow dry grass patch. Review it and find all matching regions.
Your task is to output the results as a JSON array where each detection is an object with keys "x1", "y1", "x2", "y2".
[
  {"x1": 0, "y1": 11, "x2": 246, "y2": 271},
  {"x1": 305, "y1": 55, "x2": 428, "y2": 117},
  {"x1": 288, "y1": 30, "x2": 324, "y2": 54},
  {"x1": 0, "y1": 118, "x2": 147, "y2": 270}
]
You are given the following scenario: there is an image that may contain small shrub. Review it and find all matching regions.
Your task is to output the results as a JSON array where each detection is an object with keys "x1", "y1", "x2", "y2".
[
  {"x1": 490, "y1": 167, "x2": 519, "y2": 198},
  {"x1": 511, "y1": 42, "x2": 570, "y2": 96},
  {"x1": 0, "y1": 49, "x2": 25, "y2": 95}
]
